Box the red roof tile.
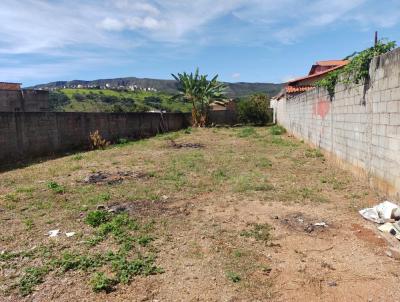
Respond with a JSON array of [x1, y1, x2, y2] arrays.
[[288, 64, 347, 86]]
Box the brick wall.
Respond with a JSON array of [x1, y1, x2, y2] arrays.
[[275, 47, 400, 198], [0, 112, 190, 164]]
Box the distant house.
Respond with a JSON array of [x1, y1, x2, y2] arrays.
[[0, 82, 50, 112], [270, 60, 348, 123], [283, 60, 349, 97], [209, 99, 236, 111]]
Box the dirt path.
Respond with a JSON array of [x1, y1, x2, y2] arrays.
[[0, 127, 398, 301]]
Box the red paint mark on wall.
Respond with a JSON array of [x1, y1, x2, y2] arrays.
[[313, 99, 330, 119]]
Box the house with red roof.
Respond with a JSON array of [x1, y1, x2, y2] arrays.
[[274, 60, 349, 100], [270, 60, 348, 123]]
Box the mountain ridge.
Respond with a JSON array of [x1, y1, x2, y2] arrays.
[[32, 77, 283, 98]]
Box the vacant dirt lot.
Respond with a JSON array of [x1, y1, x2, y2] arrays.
[[0, 127, 398, 301]]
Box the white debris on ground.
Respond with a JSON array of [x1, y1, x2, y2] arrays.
[[360, 201, 400, 240], [47, 230, 76, 238], [48, 229, 60, 237]]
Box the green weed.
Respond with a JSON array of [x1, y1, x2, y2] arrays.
[[23, 218, 34, 230], [19, 267, 48, 296], [85, 210, 111, 227], [55, 252, 104, 272], [226, 271, 241, 283], [269, 125, 286, 135], [47, 181, 65, 194], [90, 272, 116, 293]]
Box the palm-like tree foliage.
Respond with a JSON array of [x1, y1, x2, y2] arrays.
[[172, 69, 226, 127]]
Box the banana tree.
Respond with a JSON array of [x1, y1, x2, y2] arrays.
[[172, 69, 226, 127]]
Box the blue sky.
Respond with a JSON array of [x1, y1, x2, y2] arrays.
[[1, 0, 400, 87]]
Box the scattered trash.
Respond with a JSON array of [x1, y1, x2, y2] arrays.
[[378, 223, 395, 233], [169, 139, 204, 149], [281, 213, 329, 234], [359, 201, 399, 224], [48, 229, 60, 237], [65, 232, 76, 237], [82, 171, 148, 185], [360, 201, 400, 241], [327, 281, 337, 287]]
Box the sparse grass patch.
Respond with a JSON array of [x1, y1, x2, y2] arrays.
[[71, 154, 84, 161], [88, 193, 111, 205], [256, 157, 272, 168], [23, 218, 34, 230], [226, 271, 241, 283], [269, 125, 286, 135], [240, 223, 272, 243], [305, 148, 324, 158], [47, 181, 65, 194], [212, 168, 229, 181], [232, 174, 273, 193], [321, 176, 348, 191], [19, 266, 48, 296], [270, 136, 298, 147], [237, 127, 258, 138]]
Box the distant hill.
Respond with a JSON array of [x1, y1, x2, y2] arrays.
[[32, 77, 283, 98]]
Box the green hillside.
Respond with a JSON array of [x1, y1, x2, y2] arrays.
[[49, 89, 192, 113]]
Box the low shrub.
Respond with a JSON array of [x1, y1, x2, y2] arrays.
[[237, 94, 272, 125], [89, 130, 110, 150]]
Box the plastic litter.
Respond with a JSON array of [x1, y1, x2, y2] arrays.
[[314, 222, 328, 227], [378, 223, 395, 233], [359, 201, 399, 224], [65, 232, 76, 237], [48, 229, 60, 237]]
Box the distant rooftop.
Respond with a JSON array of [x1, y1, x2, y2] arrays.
[[0, 82, 21, 91]]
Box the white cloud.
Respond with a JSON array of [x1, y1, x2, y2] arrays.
[[1, 0, 399, 54], [231, 73, 241, 79], [100, 18, 125, 31]]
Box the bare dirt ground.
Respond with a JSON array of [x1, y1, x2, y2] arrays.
[[0, 127, 398, 302]]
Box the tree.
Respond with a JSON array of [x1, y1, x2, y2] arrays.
[[237, 94, 272, 125], [172, 68, 226, 127]]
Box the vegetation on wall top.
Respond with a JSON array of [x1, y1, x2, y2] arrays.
[[316, 39, 396, 97]]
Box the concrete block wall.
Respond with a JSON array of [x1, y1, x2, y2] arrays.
[[0, 112, 190, 164], [0, 89, 50, 112], [276, 47, 400, 198]]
